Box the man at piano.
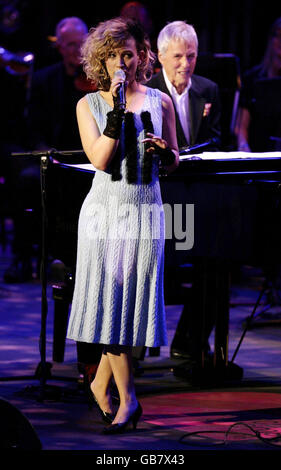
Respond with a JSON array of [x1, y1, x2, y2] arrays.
[[147, 20, 221, 151], [147, 20, 223, 371]]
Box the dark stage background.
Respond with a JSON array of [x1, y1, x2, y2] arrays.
[[1, 0, 281, 74]]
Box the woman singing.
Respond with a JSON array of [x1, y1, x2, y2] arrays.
[[67, 16, 178, 434]]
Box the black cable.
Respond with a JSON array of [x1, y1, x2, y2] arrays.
[[179, 421, 281, 448], [225, 422, 281, 448]]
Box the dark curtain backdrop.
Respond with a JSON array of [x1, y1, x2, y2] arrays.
[[1, 0, 280, 73]]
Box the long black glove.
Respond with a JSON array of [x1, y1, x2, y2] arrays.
[[103, 95, 125, 140]]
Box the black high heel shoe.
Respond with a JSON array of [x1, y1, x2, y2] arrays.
[[102, 402, 142, 434], [88, 390, 115, 424]]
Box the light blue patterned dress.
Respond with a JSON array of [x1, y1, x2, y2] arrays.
[[67, 87, 167, 347]]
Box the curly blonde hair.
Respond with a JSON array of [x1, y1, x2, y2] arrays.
[[81, 16, 155, 91]]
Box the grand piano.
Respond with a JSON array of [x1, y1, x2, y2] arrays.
[[46, 151, 281, 379]]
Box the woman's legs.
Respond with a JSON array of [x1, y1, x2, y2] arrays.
[[91, 345, 139, 423], [91, 351, 114, 414], [106, 346, 138, 424]]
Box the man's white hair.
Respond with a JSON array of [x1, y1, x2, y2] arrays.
[[157, 20, 198, 55]]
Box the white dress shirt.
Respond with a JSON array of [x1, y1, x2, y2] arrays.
[[162, 68, 192, 144]]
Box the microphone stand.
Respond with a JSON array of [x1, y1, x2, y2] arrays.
[[179, 137, 221, 158], [38, 150, 50, 400], [5, 148, 87, 401]]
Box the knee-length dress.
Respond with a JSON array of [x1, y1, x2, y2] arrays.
[[66, 87, 167, 347]]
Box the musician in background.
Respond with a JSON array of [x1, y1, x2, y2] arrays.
[[119, 1, 158, 61], [235, 16, 281, 152], [27, 16, 91, 151], [0, 0, 35, 251], [235, 17, 281, 315], [120, 1, 153, 40], [147, 21, 222, 373], [4, 17, 90, 283]]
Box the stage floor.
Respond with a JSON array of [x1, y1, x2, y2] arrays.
[[1, 223, 281, 454]]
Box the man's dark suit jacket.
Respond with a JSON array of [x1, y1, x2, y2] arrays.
[[147, 70, 221, 149], [27, 62, 84, 150]]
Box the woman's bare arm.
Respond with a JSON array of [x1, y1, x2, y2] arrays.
[[76, 96, 119, 170]]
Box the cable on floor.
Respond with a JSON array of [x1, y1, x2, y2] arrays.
[[179, 421, 281, 448]]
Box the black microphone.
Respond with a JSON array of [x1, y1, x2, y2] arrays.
[[114, 69, 126, 110]]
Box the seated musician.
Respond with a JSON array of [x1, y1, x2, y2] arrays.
[[147, 21, 222, 372], [147, 20, 221, 151], [235, 16, 281, 152]]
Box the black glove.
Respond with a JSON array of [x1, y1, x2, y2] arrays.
[[155, 146, 175, 166], [103, 95, 125, 140]]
